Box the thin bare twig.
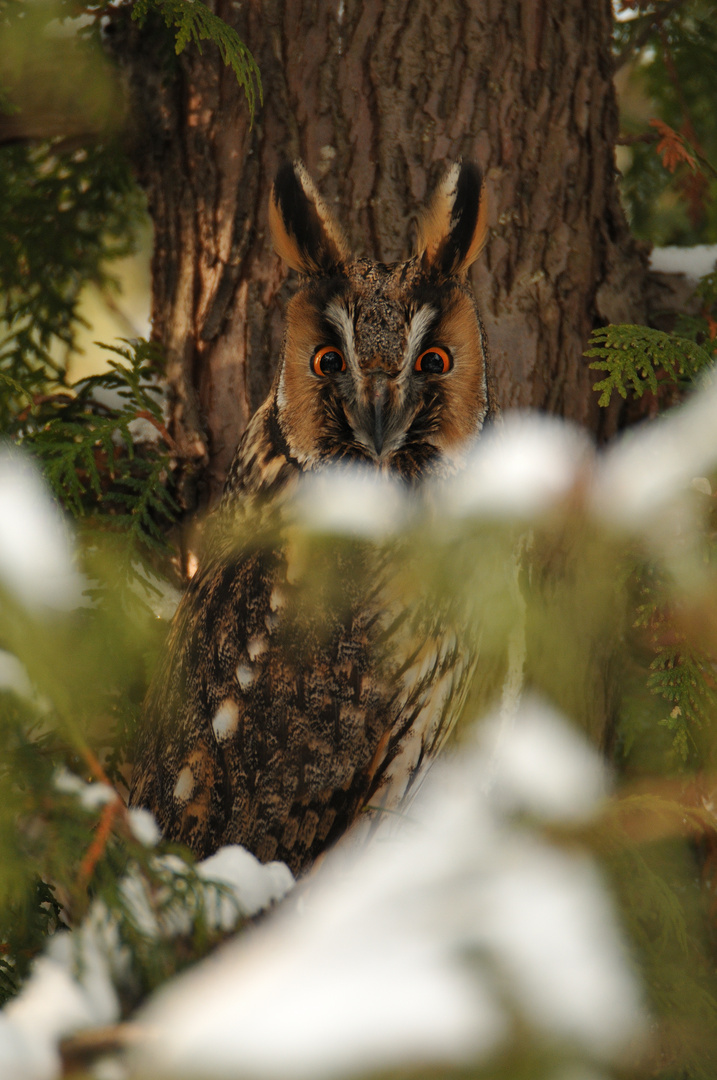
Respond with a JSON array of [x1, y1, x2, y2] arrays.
[[616, 131, 659, 145], [78, 797, 124, 886], [134, 409, 179, 453]]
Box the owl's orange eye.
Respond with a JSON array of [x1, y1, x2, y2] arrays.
[[414, 347, 452, 374], [312, 346, 346, 376]]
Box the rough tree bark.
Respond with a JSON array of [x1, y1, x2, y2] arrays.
[[119, 0, 660, 510]]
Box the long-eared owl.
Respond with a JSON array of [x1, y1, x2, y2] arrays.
[[129, 160, 495, 876]]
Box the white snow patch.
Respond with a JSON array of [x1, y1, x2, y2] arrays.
[[481, 698, 608, 821], [136, 916, 497, 1080], [172, 766, 194, 803], [54, 768, 117, 811], [87, 380, 166, 446], [197, 846, 294, 927], [0, 845, 293, 1080], [592, 371, 717, 526], [1, 909, 120, 1080], [0, 650, 33, 699], [212, 699, 240, 741], [2, 957, 91, 1079], [0, 448, 84, 611], [0, 1012, 52, 1080], [650, 244, 717, 280], [235, 663, 256, 690], [131, 700, 644, 1080], [296, 467, 407, 538], [47, 925, 119, 1030], [691, 476, 712, 495], [117, 850, 293, 943], [444, 413, 593, 520], [119, 870, 164, 940], [120, 856, 198, 941], [92, 1059, 128, 1080], [127, 807, 162, 847], [476, 844, 634, 1051]]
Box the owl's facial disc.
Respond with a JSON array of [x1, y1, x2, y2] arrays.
[[276, 259, 490, 478], [319, 291, 448, 461]]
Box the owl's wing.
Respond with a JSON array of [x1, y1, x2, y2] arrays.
[[130, 509, 479, 876], [129, 538, 398, 876]]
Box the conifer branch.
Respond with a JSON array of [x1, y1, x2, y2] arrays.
[[131, 0, 262, 119], [585, 324, 714, 406], [632, 575, 717, 766]]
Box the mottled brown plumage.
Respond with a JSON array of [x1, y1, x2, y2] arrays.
[[129, 161, 495, 875]]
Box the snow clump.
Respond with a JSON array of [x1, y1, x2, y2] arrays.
[[131, 699, 644, 1080], [0, 448, 84, 611], [0, 839, 293, 1080]]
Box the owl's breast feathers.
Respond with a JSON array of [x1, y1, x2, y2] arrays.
[[130, 398, 476, 875]]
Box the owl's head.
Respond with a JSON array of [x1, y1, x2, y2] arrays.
[[269, 161, 493, 482]]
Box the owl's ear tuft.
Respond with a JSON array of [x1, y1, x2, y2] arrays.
[[417, 161, 487, 280], [269, 161, 350, 276]]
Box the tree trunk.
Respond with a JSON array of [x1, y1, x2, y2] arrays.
[[119, 0, 653, 510]]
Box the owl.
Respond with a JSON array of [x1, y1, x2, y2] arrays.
[[129, 160, 495, 876]]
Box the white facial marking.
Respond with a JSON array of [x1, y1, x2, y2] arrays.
[[173, 765, 195, 803], [212, 698, 240, 741], [403, 305, 437, 379], [277, 366, 288, 412], [325, 299, 356, 368]]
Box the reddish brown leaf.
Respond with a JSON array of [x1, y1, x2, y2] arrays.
[[649, 117, 698, 173]]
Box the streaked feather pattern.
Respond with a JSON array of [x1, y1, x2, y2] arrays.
[[130, 161, 494, 875]]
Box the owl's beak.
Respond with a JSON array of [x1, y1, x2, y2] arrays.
[[369, 383, 387, 456]]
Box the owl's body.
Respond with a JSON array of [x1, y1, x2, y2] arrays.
[[130, 161, 494, 875]]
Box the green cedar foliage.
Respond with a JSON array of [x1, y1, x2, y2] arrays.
[[0, 139, 145, 428], [0, 0, 265, 1027], [10, 341, 180, 573], [0, 0, 263, 1013], [585, 262, 717, 777], [633, 567, 717, 765], [588, 16, 717, 1051], [585, 323, 714, 405], [132, 0, 262, 118], [0, 116, 191, 1006]]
